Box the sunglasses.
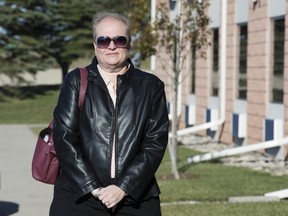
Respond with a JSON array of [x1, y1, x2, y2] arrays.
[[95, 35, 128, 49]]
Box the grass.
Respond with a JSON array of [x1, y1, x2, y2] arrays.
[[0, 85, 59, 124], [161, 201, 288, 216], [158, 147, 288, 215], [1, 86, 288, 215], [158, 147, 288, 202]]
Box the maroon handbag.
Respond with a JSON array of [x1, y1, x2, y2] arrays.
[[32, 68, 88, 184]]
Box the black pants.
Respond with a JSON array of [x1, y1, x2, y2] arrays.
[[49, 186, 162, 216]]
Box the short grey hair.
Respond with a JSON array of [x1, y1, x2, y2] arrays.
[[92, 12, 131, 41]]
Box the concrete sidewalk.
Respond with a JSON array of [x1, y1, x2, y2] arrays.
[[0, 124, 53, 216]]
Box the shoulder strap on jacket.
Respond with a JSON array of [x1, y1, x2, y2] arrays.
[[78, 68, 88, 110]]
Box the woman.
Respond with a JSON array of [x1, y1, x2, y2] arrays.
[[50, 12, 169, 216]]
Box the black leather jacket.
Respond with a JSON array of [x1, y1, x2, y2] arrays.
[[53, 57, 169, 204]]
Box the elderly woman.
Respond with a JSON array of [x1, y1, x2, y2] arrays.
[[49, 12, 169, 216]]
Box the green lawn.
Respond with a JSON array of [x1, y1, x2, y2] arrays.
[[1, 86, 288, 216], [158, 147, 288, 215], [0, 85, 59, 123], [161, 201, 288, 216]]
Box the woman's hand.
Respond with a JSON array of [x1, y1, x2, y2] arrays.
[[97, 185, 126, 209]]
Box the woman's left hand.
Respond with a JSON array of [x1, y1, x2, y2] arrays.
[[98, 185, 126, 209]]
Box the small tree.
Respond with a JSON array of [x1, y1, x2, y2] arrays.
[[106, 0, 158, 66], [126, 0, 157, 66], [154, 0, 210, 179]]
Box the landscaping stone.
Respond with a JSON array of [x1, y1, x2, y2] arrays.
[[180, 135, 288, 176]]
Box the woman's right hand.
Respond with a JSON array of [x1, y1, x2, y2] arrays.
[[97, 185, 126, 209]]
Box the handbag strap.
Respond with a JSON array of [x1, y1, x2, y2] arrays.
[[49, 68, 88, 131], [78, 67, 88, 110], [48, 68, 88, 144]]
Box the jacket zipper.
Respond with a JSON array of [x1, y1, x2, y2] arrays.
[[110, 78, 119, 179]]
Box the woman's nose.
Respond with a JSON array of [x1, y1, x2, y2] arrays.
[[107, 40, 116, 49]]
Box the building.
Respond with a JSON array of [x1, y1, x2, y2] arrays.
[[154, 0, 288, 160]]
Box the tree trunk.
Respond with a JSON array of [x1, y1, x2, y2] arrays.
[[170, 83, 180, 179], [60, 62, 69, 82], [167, 34, 181, 180]]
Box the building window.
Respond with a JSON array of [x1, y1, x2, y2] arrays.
[[212, 28, 219, 96], [271, 18, 285, 103], [238, 24, 248, 99]]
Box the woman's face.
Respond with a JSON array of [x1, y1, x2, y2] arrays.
[[93, 17, 129, 72]]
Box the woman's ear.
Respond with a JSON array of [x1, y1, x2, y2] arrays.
[[93, 42, 98, 54]]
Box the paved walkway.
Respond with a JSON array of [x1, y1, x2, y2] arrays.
[[0, 124, 53, 216]]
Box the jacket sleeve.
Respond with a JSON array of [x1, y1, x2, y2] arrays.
[[116, 80, 169, 202], [53, 70, 98, 200]]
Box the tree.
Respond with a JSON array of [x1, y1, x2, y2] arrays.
[[125, 0, 157, 66], [0, 0, 102, 82], [154, 0, 210, 179], [0, 0, 156, 84], [0, 0, 52, 84]]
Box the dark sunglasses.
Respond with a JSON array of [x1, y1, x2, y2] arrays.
[[95, 35, 128, 49]]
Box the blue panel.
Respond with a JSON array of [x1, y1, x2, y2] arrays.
[[206, 108, 216, 137], [185, 105, 189, 127], [206, 109, 210, 135], [265, 119, 274, 141], [206, 109, 211, 122], [232, 113, 239, 137]]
